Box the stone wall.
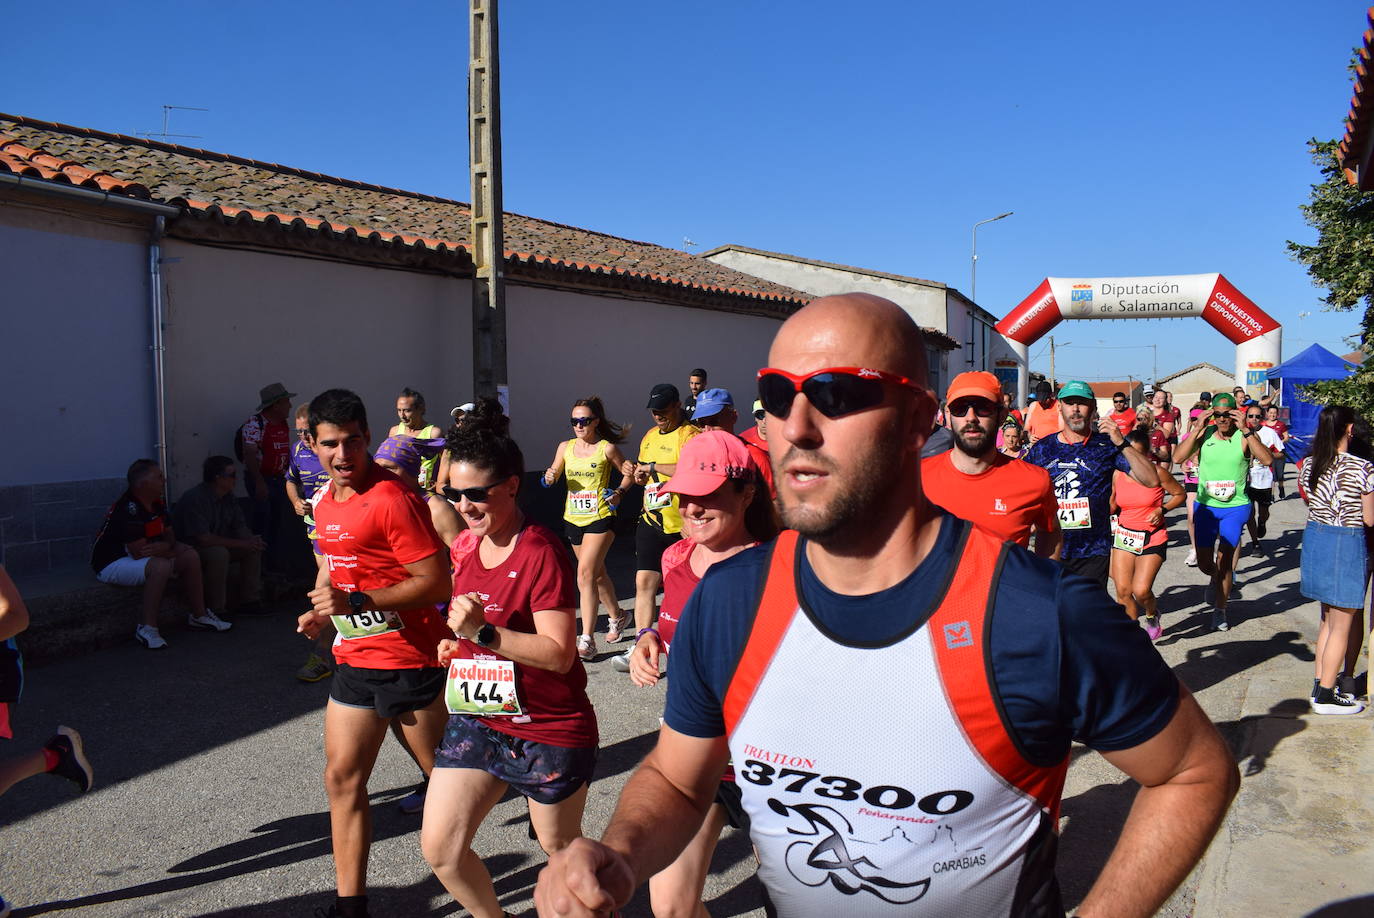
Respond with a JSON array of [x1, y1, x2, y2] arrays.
[[0, 477, 125, 579]]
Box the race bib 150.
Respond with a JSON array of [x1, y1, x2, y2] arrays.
[[331, 609, 406, 641]]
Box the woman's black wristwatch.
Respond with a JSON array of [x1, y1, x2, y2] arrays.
[[473, 623, 497, 647]]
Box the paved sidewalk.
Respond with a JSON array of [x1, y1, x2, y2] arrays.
[[1184, 494, 1374, 917]]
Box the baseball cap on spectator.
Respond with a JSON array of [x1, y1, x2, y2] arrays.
[[1199, 391, 1213, 402], [1057, 380, 1095, 401], [661, 431, 757, 497], [692, 388, 734, 421], [752, 398, 765, 419], [945, 371, 1001, 405], [646, 383, 680, 411], [451, 402, 475, 420], [257, 382, 296, 411]]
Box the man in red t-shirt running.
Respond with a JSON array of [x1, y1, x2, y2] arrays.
[[737, 399, 775, 496], [296, 389, 452, 918], [922, 372, 1061, 557], [1108, 391, 1136, 437]]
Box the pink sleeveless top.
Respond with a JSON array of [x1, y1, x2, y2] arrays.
[[1114, 471, 1167, 548]]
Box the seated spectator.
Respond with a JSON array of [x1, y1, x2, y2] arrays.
[[175, 456, 266, 619], [91, 460, 231, 650]]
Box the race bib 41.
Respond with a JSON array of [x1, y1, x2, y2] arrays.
[[1057, 497, 1092, 530]]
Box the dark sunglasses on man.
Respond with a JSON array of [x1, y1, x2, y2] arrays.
[[947, 398, 998, 419], [757, 366, 921, 420]]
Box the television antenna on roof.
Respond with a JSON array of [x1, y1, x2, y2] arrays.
[[138, 105, 208, 142]]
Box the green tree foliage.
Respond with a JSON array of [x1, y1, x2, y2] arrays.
[[1287, 138, 1374, 421]]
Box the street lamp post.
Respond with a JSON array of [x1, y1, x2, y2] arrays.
[[969, 211, 1013, 366]]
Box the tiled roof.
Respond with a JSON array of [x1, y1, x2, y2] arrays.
[[1341, 350, 1365, 365], [0, 113, 809, 310], [1339, 7, 1374, 187]]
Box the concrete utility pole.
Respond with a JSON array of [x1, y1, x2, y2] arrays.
[[469, 0, 507, 401]]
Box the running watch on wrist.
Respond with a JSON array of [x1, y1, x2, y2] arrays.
[[348, 591, 367, 614], [473, 623, 497, 647]]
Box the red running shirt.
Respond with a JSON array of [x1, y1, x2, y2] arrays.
[[450, 523, 597, 749], [316, 466, 449, 669], [658, 538, 700, 654], [1108, 409, 1136, 437], [922, 451, 1059, 547], [1025, 401, 1063, 441]]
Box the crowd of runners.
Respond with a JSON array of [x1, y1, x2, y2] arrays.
[[2, 291, 1371, 918]]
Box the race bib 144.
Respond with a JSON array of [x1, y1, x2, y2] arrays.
[[446, 658, 523, 716]]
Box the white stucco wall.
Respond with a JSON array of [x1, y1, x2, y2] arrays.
[[1156, 366, 1236, 409], [160, 241, 472, 495], [704, 249, 988, 395], [0, 202, 153, 485], [505, 286, 782, 461], [706, 248, 947, 327]]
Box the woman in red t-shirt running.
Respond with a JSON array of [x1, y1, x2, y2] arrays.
[[421, 400, 599, 918], [625, 431, 778, 918]]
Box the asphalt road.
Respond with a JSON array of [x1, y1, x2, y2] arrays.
[[0, 479, 1322, 917]]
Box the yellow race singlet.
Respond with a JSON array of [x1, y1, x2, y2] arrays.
[[563, 439, 614, 526], [637, 424, 699, 535]]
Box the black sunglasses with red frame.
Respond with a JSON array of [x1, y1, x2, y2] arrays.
[[757, 366, 923, 420]]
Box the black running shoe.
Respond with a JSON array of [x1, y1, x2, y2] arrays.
[[1312, 688, 1365, 716], [44, 726, 93, 793]]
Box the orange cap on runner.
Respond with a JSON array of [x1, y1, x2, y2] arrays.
[[946, 371, 1002, 405]]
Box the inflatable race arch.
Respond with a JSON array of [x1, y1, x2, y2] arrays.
[[992, 274, 1282, 403]]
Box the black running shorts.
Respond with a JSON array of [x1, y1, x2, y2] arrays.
[[330, 663, 445, 718]]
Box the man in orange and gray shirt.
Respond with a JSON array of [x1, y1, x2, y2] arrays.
[[922, 371, 1061, 557], [1024, 379, 1063, 444]]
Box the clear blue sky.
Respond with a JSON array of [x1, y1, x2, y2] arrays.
[[6, 1, 1366, 381]]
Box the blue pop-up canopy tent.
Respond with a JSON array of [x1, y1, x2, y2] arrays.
[[1266, 344, 1358, 461]]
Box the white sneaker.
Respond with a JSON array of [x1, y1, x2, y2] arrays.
[[576, 634, 595, 661], [1211, 610, 1229, 632], [1185, 550, 1198, 567], [188, 609, 233, 632], [611, 649, 633, 673], [135, 625, 168, 650]]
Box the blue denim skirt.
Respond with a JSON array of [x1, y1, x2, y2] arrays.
[[1300, 521, 1370, 609]]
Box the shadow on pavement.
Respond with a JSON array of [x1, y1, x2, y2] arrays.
[[12, 784, 440, 917], [183, 876, 465, 917], [1211, 700, 1310, 778], [1166, 631, 1314, 696], [1305, 896, 1374, 917], [1055, 776, 1138, 911]]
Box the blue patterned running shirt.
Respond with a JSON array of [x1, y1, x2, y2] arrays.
[[1024, 432, 1132, 559]]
